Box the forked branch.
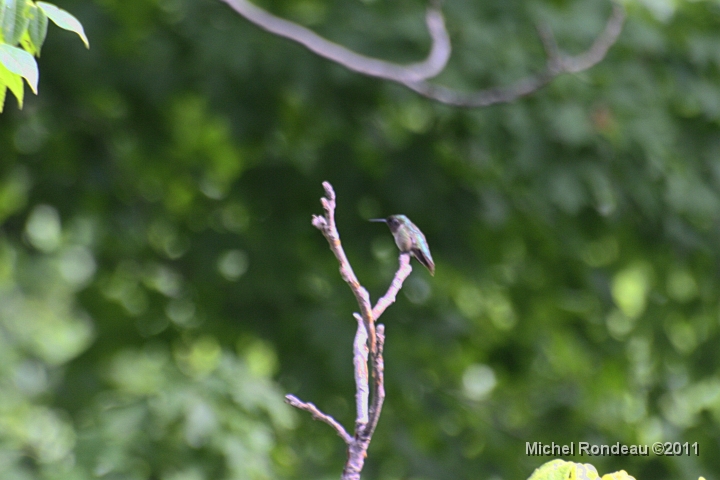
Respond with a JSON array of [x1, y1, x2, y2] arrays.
[[220, 0, 625, 107], [285, 182, 412, 480]]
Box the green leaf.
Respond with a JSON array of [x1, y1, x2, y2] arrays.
[[0, 59, 24, 108], [36, 1, 88, 48], [528, 460, 575, 480], [528, 461, 601, 480], [20, 29, 36, 56], [575, 464, 600, 480], [600, 471, 636, 480], [0, 83, 6, 112], [26, 3, 48, 55], [0, 43, 37, 93], [1, 0, 30, 46]]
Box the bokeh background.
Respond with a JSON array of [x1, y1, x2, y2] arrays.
[[2, 0, 720, 478]]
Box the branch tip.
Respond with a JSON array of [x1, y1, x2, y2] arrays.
[[321, 181, 335, 200], [285, 394, 353, 444], [311, 214, 327, 229]]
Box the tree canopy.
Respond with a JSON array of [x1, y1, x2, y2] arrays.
[[2, 0, 720, 479]]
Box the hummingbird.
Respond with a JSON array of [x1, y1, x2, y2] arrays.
[[370, 215, 435, 275]]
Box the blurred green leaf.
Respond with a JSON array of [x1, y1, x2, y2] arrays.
[[0, 43, 37, 93], [24, 3, 48, 56], [0, 56, 23, 107], [36, 1, 88, 48], [0, 0, 29, 46]]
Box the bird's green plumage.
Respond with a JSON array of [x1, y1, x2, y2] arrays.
[[370, 214, 435, 275]]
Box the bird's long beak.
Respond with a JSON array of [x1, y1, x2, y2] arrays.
[[369, 218, 387, 223]]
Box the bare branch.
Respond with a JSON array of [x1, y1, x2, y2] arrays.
[[311, 181, 377, 355], [221, 0, 625, 107], [560, 3, 626, 73], [404, 73, 554, 107], [372, 253, 413, 319], [220, 0, 450, 83], [365, 324, 386, 439], [343, 324, 386, 480], [289, 182, 420, 479], [285, 394, 353, 444], [352, 313, 370, 427], [404, 3, 626, 107], [536, 23, 562, 72]]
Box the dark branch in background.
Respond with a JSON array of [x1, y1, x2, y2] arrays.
[[286, 182, 412, 480], [220, 0, 625, 107], [406, 3, 626, 106], [221, 0, 450, 83]]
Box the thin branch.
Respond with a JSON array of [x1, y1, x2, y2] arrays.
[[343, 324, 386, 480], [285, 182, 410, 480], [536, 22, 562, 72], [220, 0, 450, 83], [343, 315, 373, 480], [560, 3, 626, 73], [311, 181, 377, 355], [405, 3, 626, 107], [220, 0, 625, 107], [403, 72, 555, 107], [373, 253, 413, 319], [365, 324, 385, 439], [285, 394, 353, 444], [352, 313, 370, 427]]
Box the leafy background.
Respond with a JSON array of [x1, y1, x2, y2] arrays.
[[2, 0, 720, 479]]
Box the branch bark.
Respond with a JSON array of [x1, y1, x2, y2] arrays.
[[220, 0, 625, 107], [285, 394, 353, 444], [311, 182, 376, 355], [220, 0, 450, 83], [285, 182, 414, 479]]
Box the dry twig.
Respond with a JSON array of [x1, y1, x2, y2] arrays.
[[285, 182, 413, 480], [285, 394, 353, 444]]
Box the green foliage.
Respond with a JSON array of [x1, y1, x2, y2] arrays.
[[1, 0, 720, 479], [0, 0, 87, 111], [529, 460, 579, 480], [528, 460, 640, 480], [36, 1, 88, 47]]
